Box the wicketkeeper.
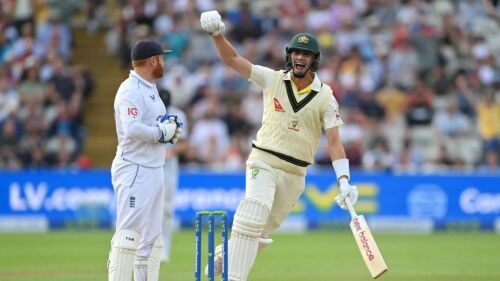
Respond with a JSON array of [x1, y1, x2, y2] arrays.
[[107, 40, 183, 281]]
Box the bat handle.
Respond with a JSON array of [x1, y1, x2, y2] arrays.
[[345, 197, 357, 218]]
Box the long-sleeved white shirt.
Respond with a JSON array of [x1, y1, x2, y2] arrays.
[[113, 70, 166, 167]]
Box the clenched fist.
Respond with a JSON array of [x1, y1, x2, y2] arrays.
[[200, 10, 225, 36]]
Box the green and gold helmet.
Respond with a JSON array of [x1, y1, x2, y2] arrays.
[[286, 33, 320, 57], [285, 33, 320, 71]]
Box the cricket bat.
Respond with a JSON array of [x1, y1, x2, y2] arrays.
[[345, 198, 388, 278]]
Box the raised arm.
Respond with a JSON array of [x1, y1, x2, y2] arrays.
[[200, 11, 252, 79]]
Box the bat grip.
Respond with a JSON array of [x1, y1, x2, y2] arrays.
[[345, 197, 357, 218]]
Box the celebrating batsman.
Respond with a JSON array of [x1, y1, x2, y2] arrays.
[[200, 10, 359, 281]]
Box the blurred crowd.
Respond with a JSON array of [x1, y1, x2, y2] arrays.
[[0, 0, 94, 169], [106, 0, 500, 172], [2, 0, 500, 173]]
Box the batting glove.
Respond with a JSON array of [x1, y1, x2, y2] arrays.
[[200, 10, 225, 36], [332, 158, 358, 209], [335, 178, 358, 210]]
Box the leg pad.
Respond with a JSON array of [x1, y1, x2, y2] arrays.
[[108, 230, 139, 281]]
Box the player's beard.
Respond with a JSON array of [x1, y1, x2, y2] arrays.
[[153, 58, 164, 79], [292, 61, 310, 78]]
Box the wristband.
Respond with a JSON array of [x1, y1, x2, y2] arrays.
[[332, 159, 350, 181]]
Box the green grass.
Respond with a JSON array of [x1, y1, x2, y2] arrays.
[[0, 230, 499, 280]]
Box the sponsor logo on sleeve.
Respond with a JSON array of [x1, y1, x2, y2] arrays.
[[128, 107, 138, 117]]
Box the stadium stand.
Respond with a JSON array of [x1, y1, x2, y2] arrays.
[[1, 0, 499, 172]]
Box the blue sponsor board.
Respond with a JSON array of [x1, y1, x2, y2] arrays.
[[301, 172, 500, 230], [0, 170, 115, 228], [0, 170, 499, 230]]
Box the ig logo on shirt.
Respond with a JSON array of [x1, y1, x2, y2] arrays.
[[128, 107, 138, 117]]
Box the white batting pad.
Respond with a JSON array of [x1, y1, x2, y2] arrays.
[[229, 198, 270, 281], [133, 264, 146, 281], [134, 235, 163, 281], [232, 198, 270, 237], [108, 229, 139, 281]]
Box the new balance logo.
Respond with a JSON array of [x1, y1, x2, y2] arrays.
[[130, 196, 136, 208], [274, 98, 285, 112]]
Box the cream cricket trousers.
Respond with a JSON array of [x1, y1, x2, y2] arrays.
[[245, 157, 305, 236], [111, 159, 165, 258]]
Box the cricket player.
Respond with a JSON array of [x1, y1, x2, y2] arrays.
[[108, 40, 183, 281], [158, 88, 189, 263], [200, 11, 359, 281]]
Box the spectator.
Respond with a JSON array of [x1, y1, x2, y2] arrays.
[[376, 81, 406, 122], [387, 23, 419, 89], [17, 63, 45, 106], [406, 78, 434, 126], [394, 136, 422, 173], [228, 1, 263, 44], [189, 106, 230, 166], [34, 10, 72, 60], [477, 149, 499, 172], [0, 115, 23, 169], [476, 92, 500, 151], [4, 1, 498, 172], [362, 136, 395, 171], [451, 71, 476, 117], [0, 71, 19, 121], [433, 96, 472, 137]]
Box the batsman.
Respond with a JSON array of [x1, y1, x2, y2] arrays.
[[200, 10, 359, 281]]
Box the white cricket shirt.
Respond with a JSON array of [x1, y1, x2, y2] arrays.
[[113, 70, 166, 167]]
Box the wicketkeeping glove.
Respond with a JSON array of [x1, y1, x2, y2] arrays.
[[157, 115, 183, 144], [200, 10, 225, 36]]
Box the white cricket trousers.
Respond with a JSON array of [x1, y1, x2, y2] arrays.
[[111, 159, 165, 258], [245, 157, 305, 236]]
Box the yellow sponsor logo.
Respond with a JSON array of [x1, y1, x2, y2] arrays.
[[304, 183, 380, 213], [291, 200, 305, 213]]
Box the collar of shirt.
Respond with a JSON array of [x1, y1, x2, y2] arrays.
[[130, 70, 155, 88], [283, 71, 321, 93]]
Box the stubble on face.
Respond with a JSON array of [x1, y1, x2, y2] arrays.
[[293, 65, 309, 78], [291, 52, 313, 78], [152, 56, 164, 79]]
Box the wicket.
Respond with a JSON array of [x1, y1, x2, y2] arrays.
[[195, 211, 229, 281]]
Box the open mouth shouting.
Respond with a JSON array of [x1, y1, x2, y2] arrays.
[[293, 61, 308, 77], [295, 61, 306, 71]]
